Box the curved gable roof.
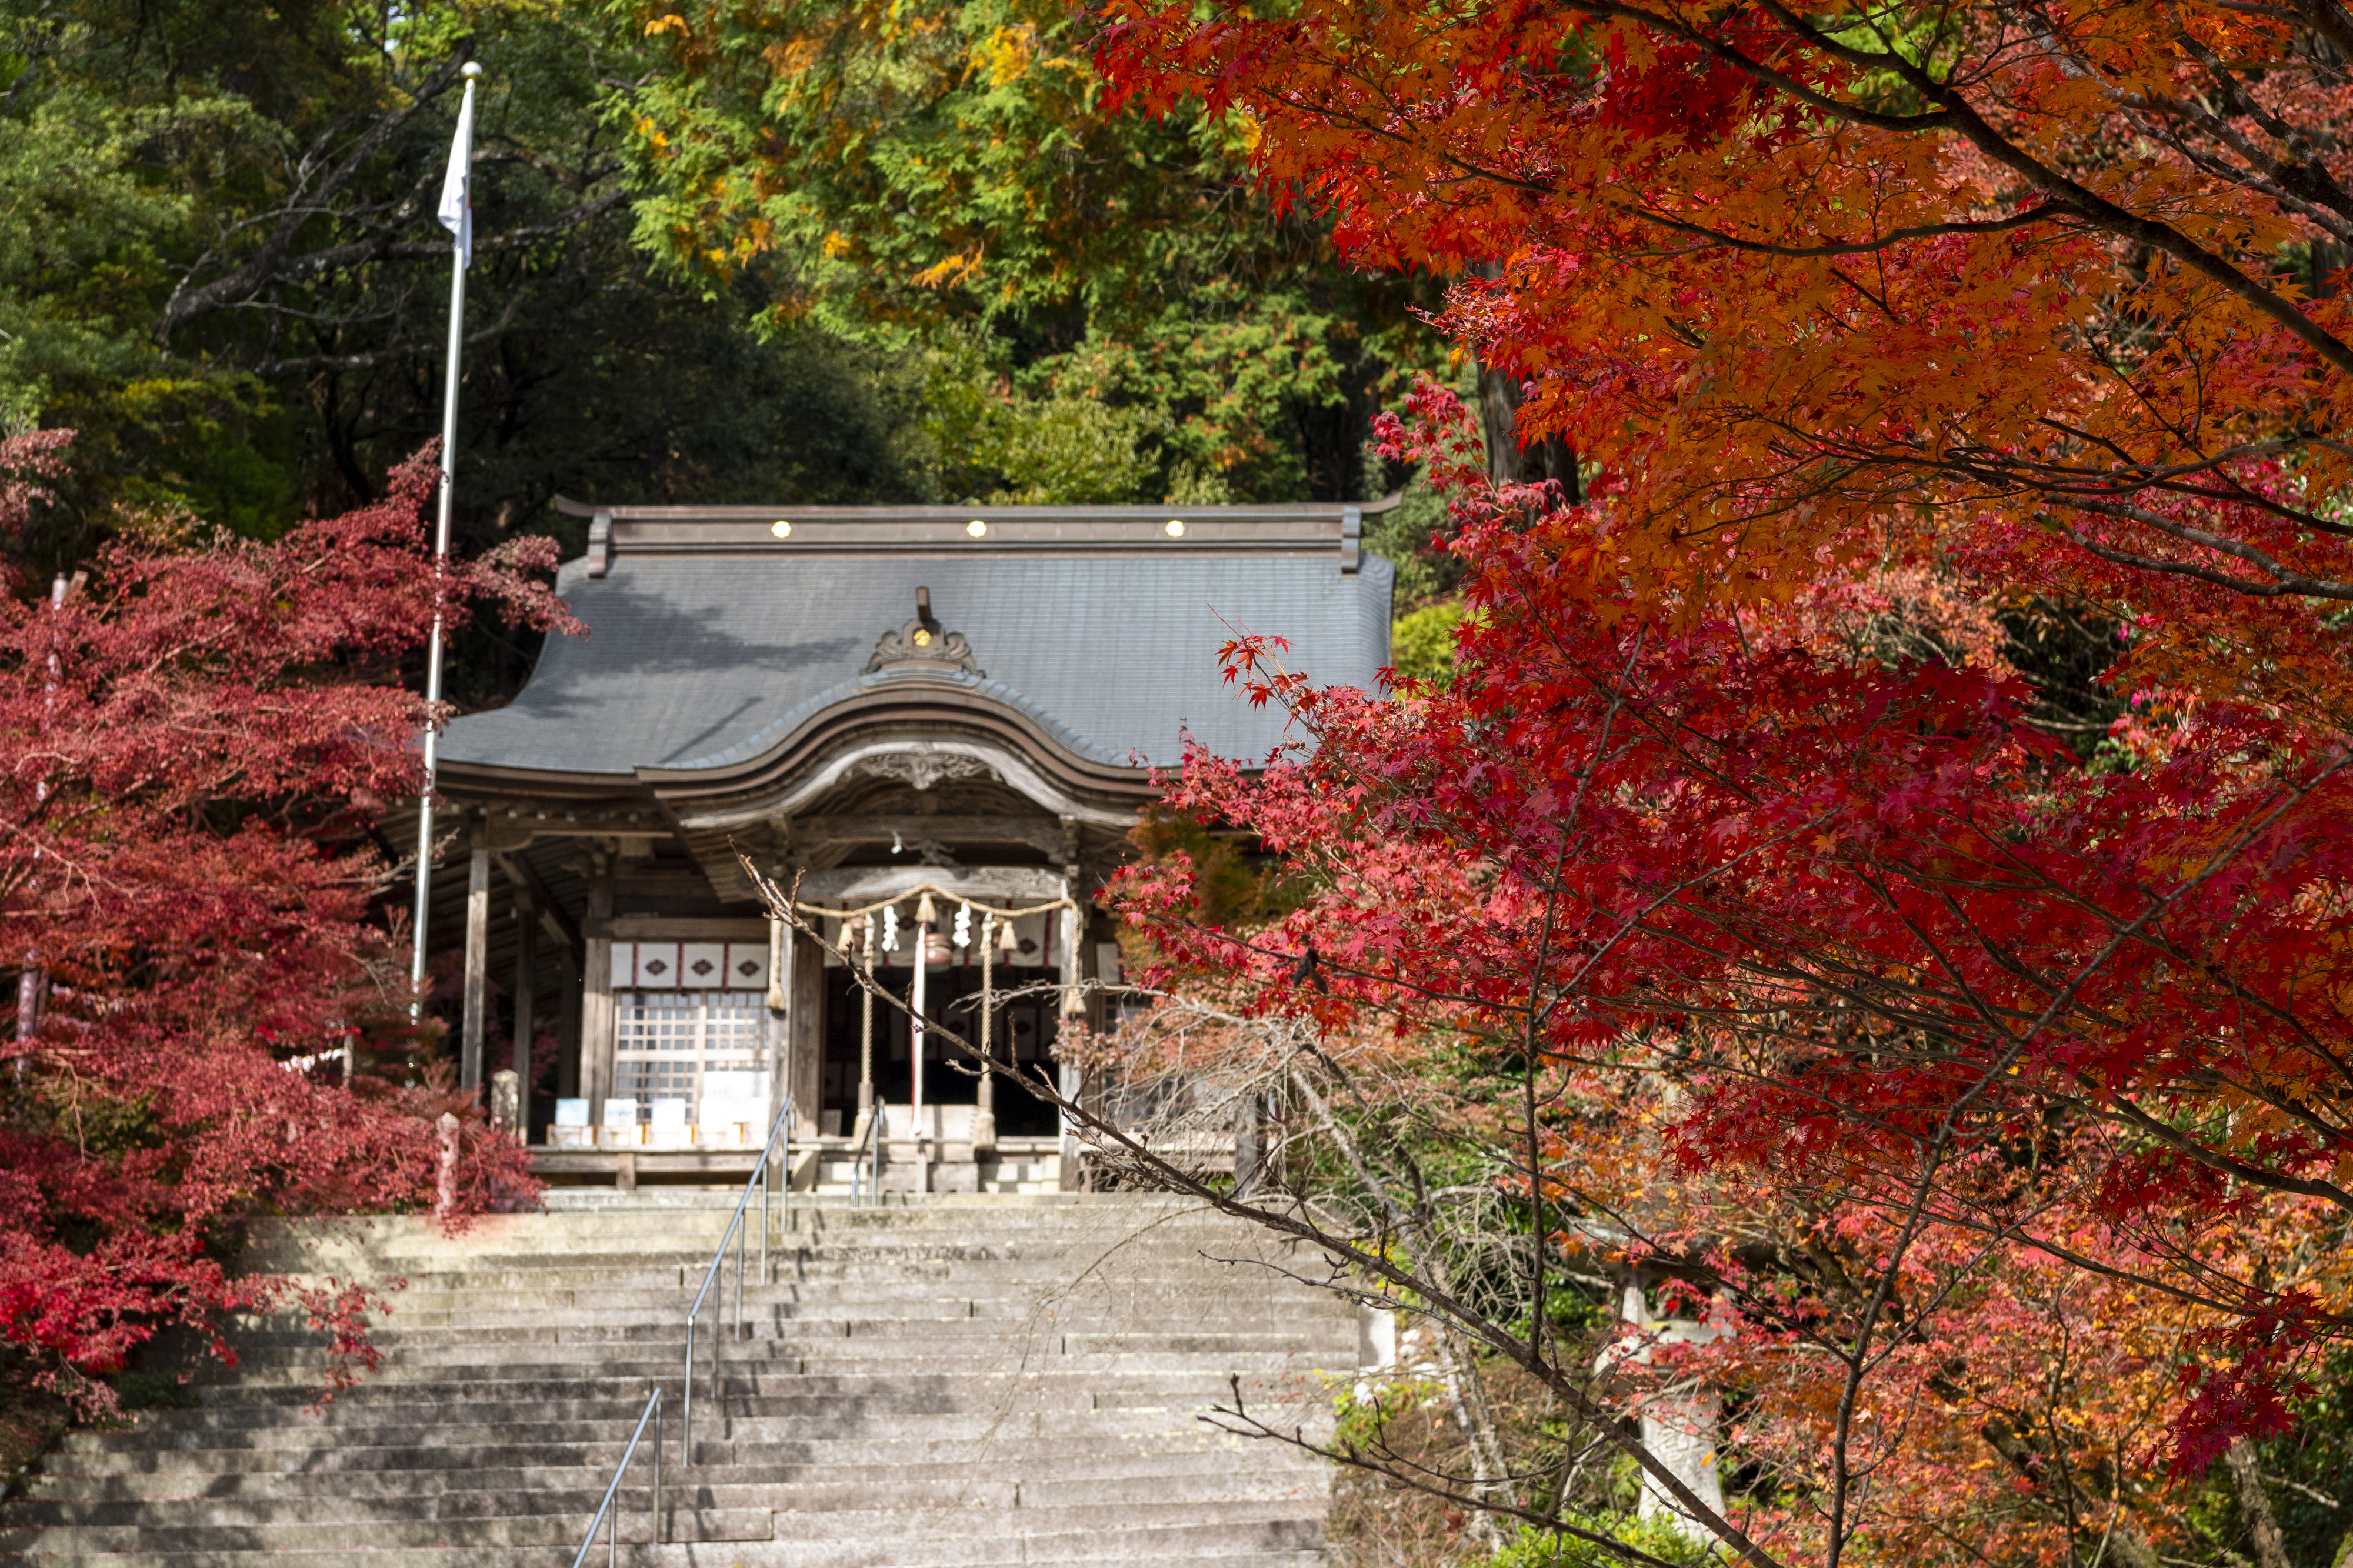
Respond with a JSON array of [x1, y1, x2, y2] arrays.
[[439, 503, 1396, 780]]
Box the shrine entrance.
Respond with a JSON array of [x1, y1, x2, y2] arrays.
[[819, 965, 1063, 1137]]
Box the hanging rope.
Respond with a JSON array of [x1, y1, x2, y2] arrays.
[[756, 871, 1088, 1049], [788, 882, 1074, 923]]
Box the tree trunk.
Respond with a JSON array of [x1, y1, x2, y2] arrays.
[[1431, 1324, 1509, 1551], [1477, 358, 1582, 501], [1469, 262, 1581, 503], [2225, 1438, 2291, 1568]]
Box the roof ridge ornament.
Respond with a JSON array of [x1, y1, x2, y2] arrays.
[[865, 586, 984, 679], [854, 750, 995, 791]]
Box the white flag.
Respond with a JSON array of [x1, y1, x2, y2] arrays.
[[435, 85, 475, 268]]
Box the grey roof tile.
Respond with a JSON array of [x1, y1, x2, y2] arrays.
[[441, 553, 1395, 776]]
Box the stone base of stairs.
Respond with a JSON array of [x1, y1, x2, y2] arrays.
[[530, 1137, 1068, 1195], [2, 1193, 1354, 1566]]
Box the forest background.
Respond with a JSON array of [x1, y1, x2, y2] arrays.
[[0, 0, 1464, 709]]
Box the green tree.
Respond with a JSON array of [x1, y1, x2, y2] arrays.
[[0, 0, 944, 702], [622, 0, 1440, 503]]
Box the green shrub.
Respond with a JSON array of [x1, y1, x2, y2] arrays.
[[1490, 1511, 1719, 1568], [1391, 599, 1469, 685]]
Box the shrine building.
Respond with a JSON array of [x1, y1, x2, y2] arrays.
[[423, 496, 1397, 1190]]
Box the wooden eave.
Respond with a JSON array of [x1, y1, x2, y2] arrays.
[[631, 683, 1161, 811]]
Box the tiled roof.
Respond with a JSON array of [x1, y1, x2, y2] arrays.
[[441, 550, 1395, 777]]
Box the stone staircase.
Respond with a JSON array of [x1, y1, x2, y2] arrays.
[[2, 1192, 1355, 1566]]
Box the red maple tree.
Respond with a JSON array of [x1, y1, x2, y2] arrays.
[[1093, 0, 2353, 1486], [1078, 393, 2347, 1566], [1, 434, 572, 1412], [1111, 389, 2353, 1468]]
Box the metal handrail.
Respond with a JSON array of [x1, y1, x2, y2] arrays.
[[571, 1384, 661, 1566], [681, 1093, 794, 1476], [848, 1102, 881, 1207]]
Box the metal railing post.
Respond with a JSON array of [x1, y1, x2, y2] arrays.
[[572, 1385, 662, 1568], [577, 1102, 796, 1567], [666, 1096, 795, 1493]]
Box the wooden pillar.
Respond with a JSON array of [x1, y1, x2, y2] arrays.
[[580, 852, 615, 1126], [764, 916, 787, 1141], [511, 891, 537, 1137], [1056, 875, 1082, 1191], [556, 960, 581, 1100], [789, 930, 822, 1137], [461, 839, 491, 1093]]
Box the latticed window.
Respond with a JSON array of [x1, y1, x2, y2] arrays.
[[614, 990, 766, 1119]]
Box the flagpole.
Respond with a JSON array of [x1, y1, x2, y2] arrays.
[[412, 61, 484, 1022]]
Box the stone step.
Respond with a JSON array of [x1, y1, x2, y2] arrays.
[[256, 1261, 1287, 1293], [182, 1360, 1328, 1403], [626, 1513, 1327, 1566], [26, 1448, 1297, 1502], [212, 1329, 1338, 1369], [332, 1283, 1304, 1317], [269, 1226, 1204, 1264], [57, 1402, 1308, 1451], [36, 1432, 1264, 1480], [10, 1196, 1347, 1564], [245, 1213, 1246, 1258], [285, 1210, 1267, 1242], [226, 1313, 1339, 1343], [259, 1220, 1212, 1248], [0, 1546, 1317, 1568], [246, 1238, 1237, 1275], [0, 1506, 772, 1553], [14, 1466, 1323, 1527], [0, 1497, 1318, 1554], [106, 1396, 1297, 1445], [271, 1247, 1286, 1283], [224, 1306, 1332, 1342]]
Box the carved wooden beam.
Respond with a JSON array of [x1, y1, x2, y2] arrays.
[[492, 850, 584, 963], [795, 815, 1071, 858]]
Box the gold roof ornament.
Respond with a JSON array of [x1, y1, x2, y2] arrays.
[[864, 586, 982, 678]]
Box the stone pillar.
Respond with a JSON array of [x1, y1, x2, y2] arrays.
[[460, 840, 491, 1093], [434, 1112, 461, 1220], [580, 852, 615, 1126], [489, 1069, 521, 1142], [1636, 1398, 1727, 1530], [1621, 1285, 1729, 1533]]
